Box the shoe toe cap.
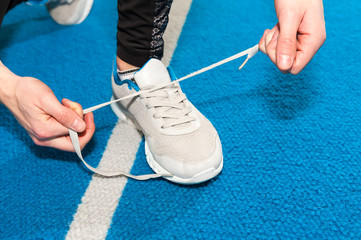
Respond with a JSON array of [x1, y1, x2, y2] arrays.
[[146, 135, 223, 182]]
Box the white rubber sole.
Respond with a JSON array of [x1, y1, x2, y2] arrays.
[[110, 96, 223, 185], [145, 141, 223, 185]]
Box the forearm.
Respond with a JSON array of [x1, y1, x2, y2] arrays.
[[0, 61, 19, 106]]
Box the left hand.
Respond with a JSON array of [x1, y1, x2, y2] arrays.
[[259, 0, 326, 74]]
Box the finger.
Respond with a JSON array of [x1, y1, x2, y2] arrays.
[[290, 36, 318, 75], [62, 98, 83, 117], [263, 26, 278, 56], [40, 106, 88, 138], [265, 28, 279, 66], [290, 34, 323, 75], [41, 95, 86, 132], [38, 118, 71, 139], [35, 98, 84, 139], [31, 134, 75, 152], [31, 112, 95, 152], [259, 29, 270, 54], [277, 11, 302, 72], [78, 112, 95, 150], [265, 25, 278, 50]]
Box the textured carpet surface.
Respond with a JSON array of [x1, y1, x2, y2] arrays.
[[0, 1, 119, 239], [1, 0, 361, 239]]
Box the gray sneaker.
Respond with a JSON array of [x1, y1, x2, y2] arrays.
[[46, 0, 93, 25], [111, 59, 223, 184]]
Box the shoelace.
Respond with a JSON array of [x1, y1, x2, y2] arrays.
[[141, 86, 195, 129], [69, 44, 259, 179]]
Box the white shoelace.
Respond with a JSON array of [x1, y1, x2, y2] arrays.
[[142, 86, 195, 129], [69, 44, 259, 179]]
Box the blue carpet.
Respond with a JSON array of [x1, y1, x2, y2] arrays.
[[1, 0, 361, 239], [0, 1, 119, 239]]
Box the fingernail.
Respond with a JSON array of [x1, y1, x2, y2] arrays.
[[278, 54, 293, 69], [72, 118, 85, 132]]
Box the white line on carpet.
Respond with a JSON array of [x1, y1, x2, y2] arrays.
[[65, 1, 192, 239]]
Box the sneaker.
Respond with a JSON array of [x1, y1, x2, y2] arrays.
[[45, 0, 94, 25], [111, 59, 223, 184]]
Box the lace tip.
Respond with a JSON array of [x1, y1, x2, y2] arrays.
[[238, 57, 250, 70], [238, 45, 259, 70]]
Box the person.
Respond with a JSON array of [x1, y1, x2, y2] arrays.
[[0, 0, 326, 184]]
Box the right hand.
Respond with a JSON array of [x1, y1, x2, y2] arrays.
[[4, 76, 95, 151], [258, 0, 326, 74]]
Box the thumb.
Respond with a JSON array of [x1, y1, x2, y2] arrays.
[[42, 96, 86, 132], [276, 14, 300, 72]]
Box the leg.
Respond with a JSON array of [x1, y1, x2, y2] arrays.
[[116, 0, 173, 70], [0, 0, 27, 26]]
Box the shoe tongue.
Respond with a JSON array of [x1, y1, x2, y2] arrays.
[[133, 59, 171, 90]]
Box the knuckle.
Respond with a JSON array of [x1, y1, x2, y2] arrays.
[[279, 37, 296, 47], [33, 128, 51, 140], [31, 136, 45, 146], [290, 66, 301, 75], [31, 122, 53, 140], [39, 95, 50, 106], [290, 70, 298, 75]]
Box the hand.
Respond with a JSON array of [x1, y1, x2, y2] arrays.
[[4, 76, 95, 151], [259, 0, 326, 74]]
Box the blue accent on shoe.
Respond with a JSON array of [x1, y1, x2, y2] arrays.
[[113, 66, 140, 91]]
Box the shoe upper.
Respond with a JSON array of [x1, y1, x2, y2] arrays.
[[112, 59, 223, 178]]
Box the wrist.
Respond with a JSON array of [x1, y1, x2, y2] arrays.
[[0, 62, 20, 107]]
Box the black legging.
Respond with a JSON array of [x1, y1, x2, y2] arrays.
[[0, 0, 26, 26], [0, 0, 173, 67]]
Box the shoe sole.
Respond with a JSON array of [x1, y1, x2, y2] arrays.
[[73, 0, 94, 25], [145, 141, 223, 185], [110, 97, 223, 185]]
